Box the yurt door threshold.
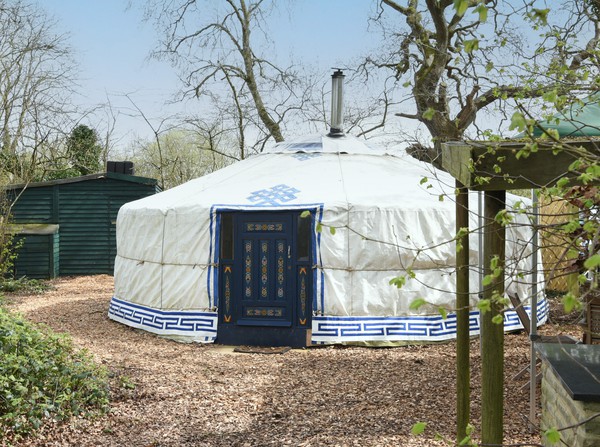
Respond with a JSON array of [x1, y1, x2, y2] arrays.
[[217, 211, 312, 347]]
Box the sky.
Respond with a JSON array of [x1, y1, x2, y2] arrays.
[[40, 0, 380, 154]]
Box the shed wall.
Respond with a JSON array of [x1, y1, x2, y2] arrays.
[[13, 233, 59, 279], [9, 175, 159, 277]]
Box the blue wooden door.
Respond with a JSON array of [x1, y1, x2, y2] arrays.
[[218, 211, 312, 346]]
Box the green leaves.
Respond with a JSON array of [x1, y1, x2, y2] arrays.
[[0, 308, 109, 437], [494, 209, 513, 226], [475, 4, 488, 22], [509, 112, 527, 132], [542, 89, 558, 103], [453, 0, 469, 16], [389, 276, 407, 289], [411, 421, 427, 435], [410, 298, 428, 310], [529, 8, 550, 26], [438, 307, 448, 320], [477, 299, 491, 313], [584, 254, 600, 270], [456, 227, 469, 239], [556, 177, 570, 188], [423, 107, 436, 120], [492, 314, 504, 325], [562, 293, 582, 314], [464, 39, 479, 53], [544, 427, 561, 444]]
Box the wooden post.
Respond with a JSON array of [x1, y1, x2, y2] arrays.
[[481, 190, 506, 445], [456, 180, 470, 441]]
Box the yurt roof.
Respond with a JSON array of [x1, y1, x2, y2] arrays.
[[121, 134, 456, 214]]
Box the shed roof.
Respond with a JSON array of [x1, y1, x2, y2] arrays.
[[5, 172, 159, 191]]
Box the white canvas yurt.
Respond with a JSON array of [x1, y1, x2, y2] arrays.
[[109, 132, 548, 346]]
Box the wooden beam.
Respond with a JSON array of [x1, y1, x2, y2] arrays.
[[455, 180, 470, 442], [481, 190, 506, 445], [442, 141, 596, 191]]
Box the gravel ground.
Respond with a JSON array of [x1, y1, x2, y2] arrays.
[[3, 275, 583, 447]]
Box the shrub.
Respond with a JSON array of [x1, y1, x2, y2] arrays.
[[0, 308, 109, 439], [0, 277, 51, 295]]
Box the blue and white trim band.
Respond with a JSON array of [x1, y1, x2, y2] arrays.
[[108, 297, 217, 342], [108, 296, 548, 345], [311, 298, 549, 344]]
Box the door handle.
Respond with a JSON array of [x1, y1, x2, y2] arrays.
[[288, 246, 291, 259]]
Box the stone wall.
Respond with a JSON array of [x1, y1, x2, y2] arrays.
[[541, 362, 600, 447]]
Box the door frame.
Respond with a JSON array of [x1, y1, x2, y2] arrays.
[[215, 209, 315, 347]]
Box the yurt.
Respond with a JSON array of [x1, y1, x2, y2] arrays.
[[109, 132, 547, 347]]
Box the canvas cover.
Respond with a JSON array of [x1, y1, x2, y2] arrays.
[[109, 134, 547, 344], [531, 93, 600, 137]]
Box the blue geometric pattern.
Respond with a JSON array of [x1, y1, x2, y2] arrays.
[[311, 298, 549, 344], [247, 184, 300, 206], [108, 297, 217, 342], [293, 153, 322, 161]]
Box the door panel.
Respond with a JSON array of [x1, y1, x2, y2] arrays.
[[217, 211, 313, 347], [235, 215, 293, 327]]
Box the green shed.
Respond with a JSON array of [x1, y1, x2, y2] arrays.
[[6, 172, 160, 278]]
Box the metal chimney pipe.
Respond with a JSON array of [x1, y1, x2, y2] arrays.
[[328, 69, 345, 137]]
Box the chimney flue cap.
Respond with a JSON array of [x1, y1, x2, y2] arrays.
[[328, 69, 345, 138]]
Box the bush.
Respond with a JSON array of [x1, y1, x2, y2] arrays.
[[0, 307, 109, 439]]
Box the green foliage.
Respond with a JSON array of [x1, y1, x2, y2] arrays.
[[422, 108, 436, 120], [477, 299, 491, 313], [0, 277, 49, 294], [410, 421, 427, 435], [584, 253, 600, 270], [0, 192, 22, 281], [562, 293, 583, 313], [438, 307, 448, 320], [118, 375, 136, 390], [464, 39, 479, 53], [459, 423, 475, 445], [455, 227, 468, 253], [509, 112, 527, 132], [544, 426, 561, 444], [494, 209, 513, 225], [0, 231, 20, 280], [453, 0, 469, 16], [66, 125, 103, 176], [482, 256, 503, 287], [389, 276, 407, 289], [527, 8, 550, 26], [409, 297, 427, 310], [0, 308, 109, 438], [475, 4, 488, 22]]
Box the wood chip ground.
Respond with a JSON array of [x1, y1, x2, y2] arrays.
[[3, 275, 583, 446]]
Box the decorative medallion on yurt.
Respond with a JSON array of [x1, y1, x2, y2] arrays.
[[109, 133, 547, 347]]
